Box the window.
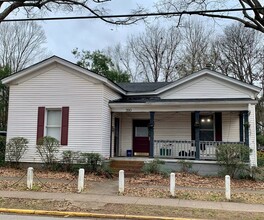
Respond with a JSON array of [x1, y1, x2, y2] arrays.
[[46, 109, 62, 141], [200, 114, 214, 141], [135, 126, 148, 137], [37, 107, 69, 145]]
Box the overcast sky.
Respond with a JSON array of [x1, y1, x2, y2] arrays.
[[41, 0, 157, 62]]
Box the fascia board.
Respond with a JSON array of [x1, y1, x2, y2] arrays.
[[109, 99, 258, 108]]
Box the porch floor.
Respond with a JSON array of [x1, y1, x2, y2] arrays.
[[110, 157, 219, 164]]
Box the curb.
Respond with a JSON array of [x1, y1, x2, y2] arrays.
[[0, 208, 201, 220]]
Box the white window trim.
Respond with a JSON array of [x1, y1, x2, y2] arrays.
[[45, 108, 62, 141]]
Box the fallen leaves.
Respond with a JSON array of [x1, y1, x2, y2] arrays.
[[127, 173, 264, 190]]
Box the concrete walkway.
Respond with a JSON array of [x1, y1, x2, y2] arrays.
[[0, 189, 263, 213]]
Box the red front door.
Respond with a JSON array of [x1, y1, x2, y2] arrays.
[[133, 120, 150, 156]]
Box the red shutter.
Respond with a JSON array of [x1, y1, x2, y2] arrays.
[[36, 107, 45, 144], [61, 107, 69, 145], [215, 112, 222, 141]]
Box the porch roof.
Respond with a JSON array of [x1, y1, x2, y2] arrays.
[[109, 98, 256, 112]]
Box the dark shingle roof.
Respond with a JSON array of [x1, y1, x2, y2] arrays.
[[117, 82, 172, 93], [110, 98, 255, 104]]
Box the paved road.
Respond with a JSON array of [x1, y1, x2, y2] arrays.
[[0, 214, 120, 220]]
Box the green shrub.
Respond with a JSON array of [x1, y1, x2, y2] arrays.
[[216, 143, 251, 178], [6, 137, 28, 167], [238, 166, 263, 181], [257, 151, 264, 167], [78, 153, 113, 177], [36, 136, 59, 169], [61, 150, 81, 172], [79, 152, 102, 172], [0, 136, 6, 166], [178, 160, 193, 173], [141, 159, 170, 177], [96, 161, 113, 178], [257, 135, 264, 146]]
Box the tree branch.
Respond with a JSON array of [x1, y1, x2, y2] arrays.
[[0, 0, 146, 25], [199, 11, 264, 33]]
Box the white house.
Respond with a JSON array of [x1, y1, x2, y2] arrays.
[[2, 56, 261, 167]]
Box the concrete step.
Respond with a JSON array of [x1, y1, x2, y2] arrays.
[[110, 160, 145, 176]]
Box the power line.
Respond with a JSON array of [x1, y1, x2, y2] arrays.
[[1, 7, 264, 22]]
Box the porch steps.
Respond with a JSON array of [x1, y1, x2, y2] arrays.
[[110, 160, 145, 177]]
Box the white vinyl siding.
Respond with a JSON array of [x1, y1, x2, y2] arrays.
[[101, 87, 121, 157], [154, 112, 191, 140], [7, 66, 121, 162], [160, 76, 252, 99], [222, 112, 240, 142]]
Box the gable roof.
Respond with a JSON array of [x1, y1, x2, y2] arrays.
[[117, 82, 172, 92], [124, 69, 260, 96], [2, 56, 261, 98], [1, 55, 126, 95]]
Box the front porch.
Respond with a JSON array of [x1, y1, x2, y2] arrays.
[[110, 110, 251, 163]]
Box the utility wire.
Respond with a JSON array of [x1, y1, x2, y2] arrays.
[[1, 7, 264, 22]]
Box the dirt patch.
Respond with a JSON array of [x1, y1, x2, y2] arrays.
[[0, 198, 263, 220], [0, 167, 110, 193], [127, 173, 264, 190], [124, 173, 264, 204]]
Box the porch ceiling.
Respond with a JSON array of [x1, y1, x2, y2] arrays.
[[109, 98, 255, 112]]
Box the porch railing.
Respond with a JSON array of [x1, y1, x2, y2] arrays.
[[154, 140, 196, 159], [154, 140, 244, 160]]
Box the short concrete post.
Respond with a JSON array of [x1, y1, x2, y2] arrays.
[[119, 170, 124, 193], [27, 167, 34, 189], [78, 168, 85, 193], [225, 175, 231, 200], [170, 173, 175, 197]]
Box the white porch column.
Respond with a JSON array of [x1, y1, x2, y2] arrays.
[[248, 103, 257, 167]]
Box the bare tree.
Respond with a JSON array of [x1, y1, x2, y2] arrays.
[[176, 20, 214, 77], [0, 0, 145, 25], [157, 0, 264, 33], [215, 23, 264, 84], [0, 21, 48, 72], [129, 24, 181, 82], [105, 43, 141, 82]]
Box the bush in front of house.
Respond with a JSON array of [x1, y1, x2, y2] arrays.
[[6, 137, 28, 167], [79, 152, 112, 176], [141, 159, 170, 177], [68, 152, 113, 177], [79, 152, 102, 173], [257, 151, 264, 167], [36, 136, 59, 170], [216, 143, 251, 178]]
